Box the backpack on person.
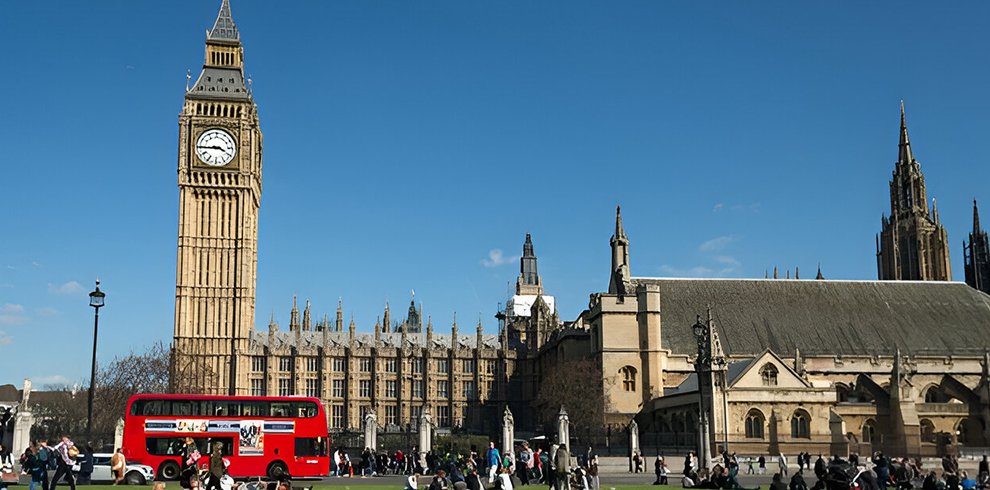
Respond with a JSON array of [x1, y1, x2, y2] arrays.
[[39, 447, 57, 471], [520, 451, 530, 463]]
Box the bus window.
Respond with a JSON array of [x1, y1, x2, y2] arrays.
[[292, 402, 318, 418], [270, 402, 290, 418], [216, 401, 240, 417], [198, 400, 215, 416], [294, 438, 327, 457], [132, 400, 164, 416], [197, 437, 234, 456], [241, 401, 268, 417], [146, 437, 185, 456], [170, 400, 193, 416]]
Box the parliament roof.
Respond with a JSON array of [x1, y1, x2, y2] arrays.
[[628, 277, 990, 357]]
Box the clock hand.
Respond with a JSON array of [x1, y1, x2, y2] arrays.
[[196, 145, 225, 150]]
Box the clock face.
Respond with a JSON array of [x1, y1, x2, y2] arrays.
[[195, 129, 237, 167]]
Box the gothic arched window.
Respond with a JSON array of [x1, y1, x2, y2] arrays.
[[862, 419, 877, 443], [745, 409, 765, 439], [920, 419, 936, 443], [924, 385, 951, 403], [760, 363, 779, 387], [621, 366, 637, 392], [836, 383, 850, 403], [957, 419, 970, 445], [791, 410, 811, 439]]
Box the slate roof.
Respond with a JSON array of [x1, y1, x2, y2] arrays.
[[629, 278, 990, 357], [664, 359, 752, 396], [189, 67, 250, 101]]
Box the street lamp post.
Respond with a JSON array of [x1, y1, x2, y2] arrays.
[[87, 280, 105, 441], [692, 314, 711, 470]]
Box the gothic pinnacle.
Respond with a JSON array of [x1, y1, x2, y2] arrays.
[[615, 205, 626, 239]]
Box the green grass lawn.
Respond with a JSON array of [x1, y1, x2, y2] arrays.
[[53, 485, 684, 490]]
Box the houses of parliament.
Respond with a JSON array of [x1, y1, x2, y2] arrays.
[[173, 1, 990, 456]]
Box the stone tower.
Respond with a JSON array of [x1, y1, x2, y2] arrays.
[[876, 103, 951, 281], [964, 200, 990, 294], [172, 0, 263, 395]]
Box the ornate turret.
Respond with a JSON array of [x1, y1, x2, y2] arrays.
[[609, 206, 630, 295], [289, 295, 300, 332], [517, 234, 543, 295], [965, 199, 990, 293], [302, 300, 312, 331], [384, 302, 391, 333], [348, 316, 356, 342], [476, 316, 484, 350], [877, 102, 952, 281], [335, 299, 344, 332]]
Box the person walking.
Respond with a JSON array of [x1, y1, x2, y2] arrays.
[[485, 442, 501, 484], [589, 455, 600, 490], [76, 444, 94, 485], [23, 444, 46, 490], [205, 442, 225, 490], [111, 449, 127, 486], [778, 453, 788, 477], [49, 435, 77, 490]]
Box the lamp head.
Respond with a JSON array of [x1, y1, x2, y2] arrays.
[[89, 280, 105, 309]]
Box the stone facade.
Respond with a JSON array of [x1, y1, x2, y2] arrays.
[[549, 206, 990, 457], [244, 307, 513, 432], [172, 0, 263, 395]]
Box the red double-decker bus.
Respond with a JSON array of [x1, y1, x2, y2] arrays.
[[122, 394, 329, 480]]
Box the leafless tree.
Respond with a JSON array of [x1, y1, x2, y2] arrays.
[[30, 342, 172, 446], [534, 358, 614, 444]]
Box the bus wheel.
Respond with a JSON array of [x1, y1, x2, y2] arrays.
[[159, 461, 180, 481], [125, 472, 146, 486], [267, 461, 288, 480]]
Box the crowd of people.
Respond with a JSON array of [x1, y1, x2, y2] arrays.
[[330, 441, 600, 490], [660, 449, 990, 490], [2, 435, 135, 490]]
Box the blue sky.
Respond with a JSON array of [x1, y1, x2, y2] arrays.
[[2, 1, 989, 386]]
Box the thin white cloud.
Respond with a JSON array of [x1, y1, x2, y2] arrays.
[[712, 203, 724, 212], [1, 304, 24, 314], [699, 235, 737, 252], [0, 304, 27, 326], [4, 265, 15, 271], [481, 249, 518, 268], [659, 258, 741, 278], [31, 261, 41, 268], [0, 331, 10, 346], [48, 281, 85, 295], [36, 307, 58, 317]]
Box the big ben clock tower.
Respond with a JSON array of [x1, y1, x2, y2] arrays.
[[173, 0, 262, 395]]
